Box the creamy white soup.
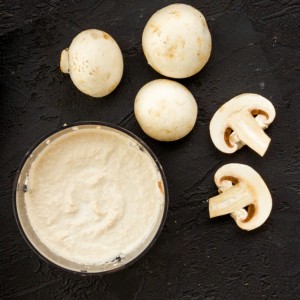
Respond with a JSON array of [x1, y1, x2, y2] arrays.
[[24, 127, 165, 265]]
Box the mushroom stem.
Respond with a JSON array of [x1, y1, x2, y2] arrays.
[[209, 182, 253, 218], [60, 48, 70, 74], [229, 111, 270, 156]]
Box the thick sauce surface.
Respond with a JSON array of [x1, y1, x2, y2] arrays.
[[25, 128, 164, 265]]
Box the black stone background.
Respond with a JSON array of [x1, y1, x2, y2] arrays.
[[0, 0, 299, 299]]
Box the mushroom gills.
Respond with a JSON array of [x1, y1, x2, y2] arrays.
[[209, 93, 276, 156], [208, 163, 272, 231], [209, 181, 253, 218]]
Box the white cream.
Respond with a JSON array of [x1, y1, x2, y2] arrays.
[[25, 127, 165, 265]]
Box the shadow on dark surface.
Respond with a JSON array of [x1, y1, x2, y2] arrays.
[[0, 0, 299, 299]]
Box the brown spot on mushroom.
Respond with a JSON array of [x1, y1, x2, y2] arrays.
[[169, 10, 180, 17], [197, 37, 202, 45], [165, 44, 178, 58], [150, 24, 159, 33], [93, 66, 99, 75], [106, 72, 111, 79], [158, 181, 163, 194], [91, 31, 101, 39], [103, 33, 110, 40], [251, 109, 269, 118]]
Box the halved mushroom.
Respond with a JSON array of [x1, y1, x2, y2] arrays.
[[209, 163, 272, 231], [209, 93, 276, 156]]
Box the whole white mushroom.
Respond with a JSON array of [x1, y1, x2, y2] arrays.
[[142, 3, 212, 78], [60, 29, 123, 98], [134, 79, 198, 141]]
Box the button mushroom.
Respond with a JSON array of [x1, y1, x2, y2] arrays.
[[60, 29, 123, 98], [142, 3, 212, 78], [134, 79, 198, 141], [209, 163, 272, 231], [209, 93, 276, 156]]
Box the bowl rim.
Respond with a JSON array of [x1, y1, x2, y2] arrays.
[[12, 121, 169, 275]]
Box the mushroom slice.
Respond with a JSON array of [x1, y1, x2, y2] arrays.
[[209, 94, 276, 156], [209, 163, 272, 231]]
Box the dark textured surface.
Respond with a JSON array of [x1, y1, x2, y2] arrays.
[[0, 0, 299, 299]]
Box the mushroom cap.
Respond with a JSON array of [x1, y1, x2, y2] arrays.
[[62, 29, 123, 98], [214, 163, 272, 231], [142, 4, 212, 78], [209, 93, 276, 154], [134, 79, 198, 141]]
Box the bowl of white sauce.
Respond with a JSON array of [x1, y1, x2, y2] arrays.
[[13, 122, 168, 274]]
